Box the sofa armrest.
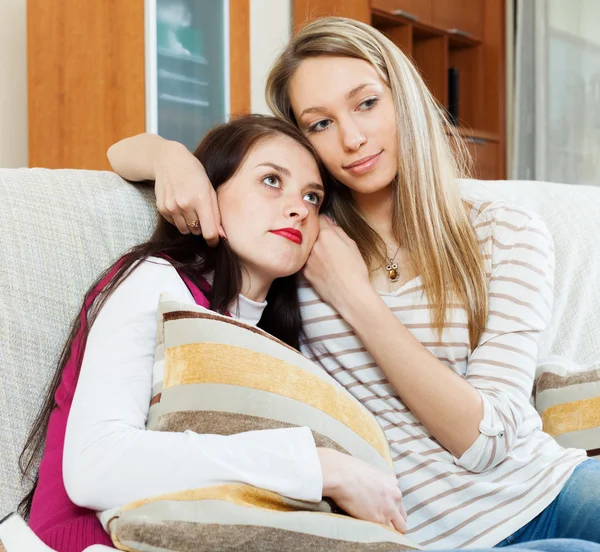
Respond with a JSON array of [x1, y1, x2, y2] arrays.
[[0, 513, 117, 552], [0, 513, 57, 552]]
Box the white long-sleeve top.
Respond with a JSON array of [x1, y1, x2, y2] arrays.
[[63, 257, 323, 512]]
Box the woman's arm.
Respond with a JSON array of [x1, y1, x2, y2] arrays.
[[63, 259, 322, 511], [107, 133, 173, 182], [63, 258, 407, 531], [107, 134, 223, 243], [304, 213, 554, 466]]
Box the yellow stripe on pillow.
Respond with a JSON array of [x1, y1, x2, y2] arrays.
[[121, 484, 295, 514], [541, 396, 600, 437], [164, 343, 390, 461]]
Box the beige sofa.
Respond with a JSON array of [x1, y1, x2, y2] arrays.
[[0, 169, 599, 551]]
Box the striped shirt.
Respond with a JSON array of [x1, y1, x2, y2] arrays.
[[299, 200, 587, 550]]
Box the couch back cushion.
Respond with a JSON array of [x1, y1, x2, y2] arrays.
[[0, 169, 156, 517], [460, 179, 600, 366]]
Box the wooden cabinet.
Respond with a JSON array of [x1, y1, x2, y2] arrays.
[[433, 0, 483, 41], [294, 0, 370, 30], [371, 0, 433, 26], [448, 43, 484, 131], [413, 36, 448, 105], [464, 137, 499, 181], [294, 0, 505, 180], [27, 0, 250, 170]]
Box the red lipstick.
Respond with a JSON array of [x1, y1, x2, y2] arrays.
[[270, 228, 303, 245]]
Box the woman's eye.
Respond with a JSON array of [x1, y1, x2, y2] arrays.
[[359, 97, 379, 111], [263, 174, 280, 188], [308, 120, 331, 133], [303, 192, 323, 206]]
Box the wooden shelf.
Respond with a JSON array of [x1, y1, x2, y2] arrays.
[[433, 0, 484, 42], [372, 8, 481, 45], [372, 8, 440, 35], [447, 30, 481, 49], [455, 128, 500, 142], [371, 0, 433, 27]]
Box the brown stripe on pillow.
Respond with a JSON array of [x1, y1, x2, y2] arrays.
[[117, 521, 417, 552], [588, 448, 600, 458], [163, 344, 390, 458], [536, 369, 600, 394], [153, 382, 390, 470], [154, 410, 349, 454]]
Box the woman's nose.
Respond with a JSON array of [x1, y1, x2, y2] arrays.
[[340, 119, 367, 152], [285, 195, 309, 220]]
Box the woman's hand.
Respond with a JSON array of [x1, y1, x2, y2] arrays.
[[303, 216, 373, 314], [317, 448, 407, 533], [154, 141, 225, 244], [107, 134, 225, 244]]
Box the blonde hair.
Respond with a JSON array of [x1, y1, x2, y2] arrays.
[[266, 16, 488, 349]]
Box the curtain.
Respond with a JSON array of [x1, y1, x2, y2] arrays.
[[513, 0, 600, 186]]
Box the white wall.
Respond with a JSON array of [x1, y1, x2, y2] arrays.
[[250, 0, 292, 114], [0, 0, 28, 168]]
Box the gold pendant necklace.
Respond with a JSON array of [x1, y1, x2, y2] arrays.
[[385, 245, 401, 283]]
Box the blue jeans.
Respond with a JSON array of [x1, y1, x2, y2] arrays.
[[458, 540, 600, 552], [496, 459, 600, 547]]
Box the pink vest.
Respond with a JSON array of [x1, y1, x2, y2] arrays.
[[29, 258, 211, 552]]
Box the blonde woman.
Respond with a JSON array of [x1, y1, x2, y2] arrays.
[[108, 17, 600, 550]]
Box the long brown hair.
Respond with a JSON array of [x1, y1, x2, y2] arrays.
[[18, 114, 332, 518], [266, 17, 488, 349]]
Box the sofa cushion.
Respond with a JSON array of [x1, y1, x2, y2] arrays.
[[0, 169, 156, 517], [102, 294, 420, 552], [534, 358, 600, 459]]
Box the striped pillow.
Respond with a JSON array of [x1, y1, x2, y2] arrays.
[[535, 358, 600, 460], [103, 294, 421, 552]]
